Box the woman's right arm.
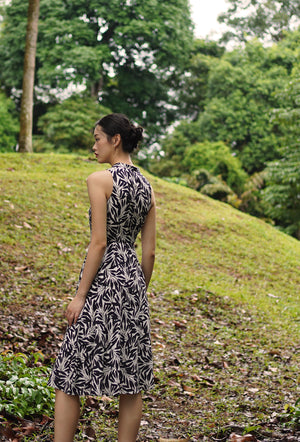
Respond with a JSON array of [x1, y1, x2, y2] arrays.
[[141, 189, 156, 289], [65, 170, 112, 326]]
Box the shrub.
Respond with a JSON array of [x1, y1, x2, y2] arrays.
[[0, 352, 54, 418], [37, 95, 111, 153], [239, 170, 267, 217], [183, 141, 247, 194], [201, 182, 233, 201]]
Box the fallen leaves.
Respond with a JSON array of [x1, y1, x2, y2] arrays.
[[159, 439, 189, 442], [267, 293, 280, 299], [174, 319, 187, 329], [14, 221, 33, 229], [0, 412, 52, 441], [56, 242, 73, 253], [23, 221, 32, 229], [0, 309, 65, 360], [191, 374, 215, 386], [1, 284, 300, 440], [229, 433, 259, 441], [14, 265, 28, 272]]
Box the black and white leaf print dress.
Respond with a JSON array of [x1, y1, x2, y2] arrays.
[[48, 163, 154, 396]]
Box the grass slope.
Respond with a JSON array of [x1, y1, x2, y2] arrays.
[[1, 153, 300, 441]]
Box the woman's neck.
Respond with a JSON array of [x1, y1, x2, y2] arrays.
[[110, 153, 133, 166]]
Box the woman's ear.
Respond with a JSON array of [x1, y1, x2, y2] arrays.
[[112, 134, 121, 147]]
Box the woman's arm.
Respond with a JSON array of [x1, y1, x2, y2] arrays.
[[141, 189, 156, 289], [66, 170, 113, 326]]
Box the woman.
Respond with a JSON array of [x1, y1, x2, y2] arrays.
[[48, 113, 156, 442]]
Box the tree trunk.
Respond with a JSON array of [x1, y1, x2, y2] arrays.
[[18, 0, 40, 153], [90, 77, 103, 99]]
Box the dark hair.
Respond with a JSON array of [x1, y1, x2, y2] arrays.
[[95, 113, 143, 153]]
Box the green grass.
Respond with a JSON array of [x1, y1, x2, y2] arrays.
[[151, 176, 300, 335], [1, 153, 300, 441], [1, 152, 299, 332]]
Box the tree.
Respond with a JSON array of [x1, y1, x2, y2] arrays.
[[0, 0, 194, 143], [193, 38, 295, 173], [178, 39, 225, 120], [18, 0, 40, 152], [263, 70, 300, 239], [149, 119, 203, 177], [183, 141, 247, 194], [218, 0, 300, 43], [36, 95, 110, 153], [0, 92, 19, 152]]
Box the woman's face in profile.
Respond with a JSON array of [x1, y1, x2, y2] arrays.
[[92, 126, 113, 163]]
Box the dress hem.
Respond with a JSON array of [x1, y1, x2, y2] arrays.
[[48, 380, 155, 397]]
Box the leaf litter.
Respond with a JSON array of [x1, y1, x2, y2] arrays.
[[0, 285, 299, 441]]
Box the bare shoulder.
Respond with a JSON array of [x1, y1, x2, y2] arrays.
[[87, 169, 112, 183], [150, 186, 156, 208], [87, 170, 113, 198]]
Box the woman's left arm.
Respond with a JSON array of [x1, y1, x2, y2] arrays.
[[65, 171, 112, 326]]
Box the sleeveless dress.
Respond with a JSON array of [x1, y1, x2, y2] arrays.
[[48, 163, 154, 396]]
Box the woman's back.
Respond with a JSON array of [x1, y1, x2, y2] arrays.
[[105, 163, 152, 245]]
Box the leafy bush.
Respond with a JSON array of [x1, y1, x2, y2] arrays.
[[149, 158, 184, 179], [201, 182, 233, 201], [0, 352, 54, 418], [0, 92, 18, 152], [239, 170, 267, 217], [186, 168, 219, 191], [37, 95, 111, 153], [183, 141, 247, 194]]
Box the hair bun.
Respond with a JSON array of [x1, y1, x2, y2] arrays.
[[95, 113, 144, 153], [128, 125, 143, 152], [130, 125, 143, 142]]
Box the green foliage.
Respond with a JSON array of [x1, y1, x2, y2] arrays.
[[196, 43, 289, 173], [149, 120, 203, 177], [200, 182, 233, 202], [178, 40, 224, 119], [148, 31, 300, 231], [263, 149, 300, 238], [218, 0, 300, 43], [158, 36, 298, 176], [0, 352, 54, 418], [282, 398, 300, 429], [183, 141, 247, 194], [163, 176, 189, 188], [0, 92, 18, 152], [239, 171, 268, 218], [190, 38, 225, 58], [0, 0, 194, 143], [37, 95, 111, 152], [164, 120, 203, 158], [186, 168, 218, 191], [263, 70, 300, 238]]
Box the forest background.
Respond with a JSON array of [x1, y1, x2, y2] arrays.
[[0, 0, 300, 239], [1, 1, 300, 440]]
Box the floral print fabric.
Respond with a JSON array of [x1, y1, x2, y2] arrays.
[[48, 163, 154, 396]]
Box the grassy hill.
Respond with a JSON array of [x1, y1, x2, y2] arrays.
[[1, 153, 300, 440], [1, 153, 299, 332]]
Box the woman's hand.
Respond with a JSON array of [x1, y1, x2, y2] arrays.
[[65, 295, 86, 326]]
